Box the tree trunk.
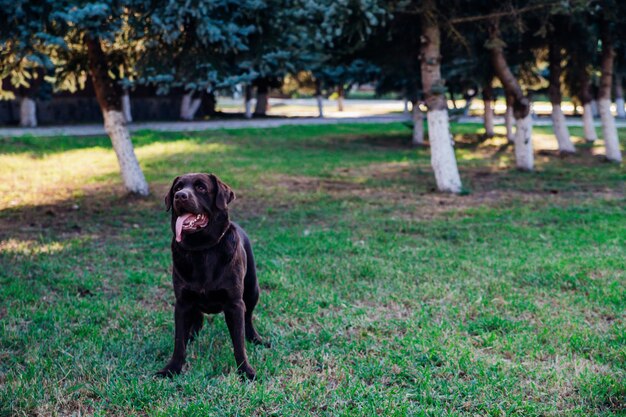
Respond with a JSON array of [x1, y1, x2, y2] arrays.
[[19, 96, 37, 127], [591, 99, 599, 117], [582, 103, 597, 142], [180, 92, 201, 120], [462, 92, 472, 116], [180, 93, 191, 119], [420, 1, 462, 193], [548, 42, 575, 153], [463, 96, 474, 117], [614, 73, 625, 118], [16, 68, 42, 127], [315, 79, 324, 118], [505, 94, 515, 143], [514, 113, 534, 170], [482, 81, 495, 138], [122, 89, 132, 123], [598, 98, 620, 159], [412, 101, 425, 146], [337, 84, 345, 111], [189, 97, 202, 119], [403, 98, 410, 115], [578, 69, 598, 142], [450, 90, 458, 109], [244, 84, 253, 119], [86, 36, 149, 196], [551, 106, 574, 153], [488, 18, 533, 170], [598, 26, 622, 162], [316, 96, 324, 118], [255, 93, 268, 115], [201, 91, 216, 116], [254, 80, 269, 116]]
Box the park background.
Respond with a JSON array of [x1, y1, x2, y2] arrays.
[[1, 0, 625, 416]]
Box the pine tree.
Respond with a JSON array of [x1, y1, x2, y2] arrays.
[[2, 1, 154, 194]]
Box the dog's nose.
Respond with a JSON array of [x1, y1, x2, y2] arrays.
[[174, 190, 189, 201]]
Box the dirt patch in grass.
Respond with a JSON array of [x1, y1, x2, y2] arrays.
[[272, 175, 361, 193], [264, 156, 624, 222]]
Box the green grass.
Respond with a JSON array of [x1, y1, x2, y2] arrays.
[[0, 122, 625, 416]]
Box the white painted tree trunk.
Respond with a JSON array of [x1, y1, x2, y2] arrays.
[[598, 98, 623, 162], [582, 103, 598, 142], [484, 99, 494, 137], [19, 97, 37, 127], [244, 100, 253, 119], [616, 98, 626, 118], [551, 105, 576, 153], [505, 105, 515, 143], [180, 93, 201, 120], [591, 99, 599, 117], [180, 93, 192, 120], [316, 95, 324, 118], [412, 104, 424, 146], [122, 92, 132, 123], [427, 109, 462, 193], [103, 110, 149, 196], [337, 96, 344, 112], [514, 114, 534, 171], [188, 98, 201, 119]]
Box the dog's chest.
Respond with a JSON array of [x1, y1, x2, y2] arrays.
[[173, 244, 245, 295], [176, 251, 224, 291]]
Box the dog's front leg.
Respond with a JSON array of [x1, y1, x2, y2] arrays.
[[156, 302, 193, 377], [224, 300, 256, 380]]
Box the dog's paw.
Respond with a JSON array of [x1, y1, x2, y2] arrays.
[[237, 364, 256, 381], [249, 336, 271, 348], [155, 364, 183, 378]]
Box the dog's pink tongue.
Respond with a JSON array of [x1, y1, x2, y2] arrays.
[[175, 213, 195, 242]]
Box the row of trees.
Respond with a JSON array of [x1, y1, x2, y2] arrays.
[[1, 0, 624, 196]]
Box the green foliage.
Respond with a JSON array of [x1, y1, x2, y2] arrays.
[[315, 60, 381, 93], [139, 0, 265, 93], [1, 1, 143, 95], [304, 0, 388, 93]]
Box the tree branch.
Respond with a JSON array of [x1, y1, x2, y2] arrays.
[[449, 3, 558, 25]]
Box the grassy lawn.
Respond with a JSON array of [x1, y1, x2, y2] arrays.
[[0, 123, 624, 416]]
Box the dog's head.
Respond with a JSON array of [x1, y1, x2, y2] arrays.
[[165, 173, 235, 243]]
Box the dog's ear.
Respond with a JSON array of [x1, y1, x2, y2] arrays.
[[209, 174, 235, 210], [164, 176, 180, 211]]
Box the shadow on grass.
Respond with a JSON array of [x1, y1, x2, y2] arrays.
[[1, 123, 623, 238], [0, 123, 412, 156]]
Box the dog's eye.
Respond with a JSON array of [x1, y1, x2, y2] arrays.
[[195, 184, 206, 192], [175, 184, 183, 191]]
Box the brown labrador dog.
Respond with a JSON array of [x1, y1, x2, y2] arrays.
[[157, 173, 265, 380]]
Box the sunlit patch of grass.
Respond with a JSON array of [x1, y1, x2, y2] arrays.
[[137, 140, 230, 160], [0, 140, 231, 209], [0, 147, 119, 208], [0, 238, 68, 256]]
